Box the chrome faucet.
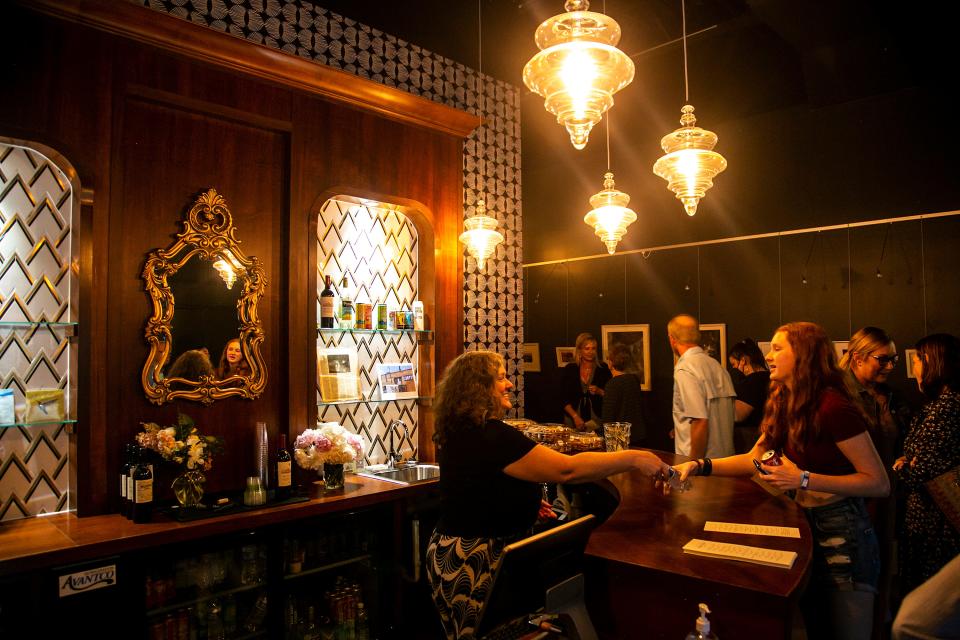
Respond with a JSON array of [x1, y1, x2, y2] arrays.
[[388, 419, 410, 468]]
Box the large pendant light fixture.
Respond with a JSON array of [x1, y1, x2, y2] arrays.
[[523, 0, 635, 150], [460, 0, 504, 272], [652, 0, 727, 216], [584, 115, 636, 254]]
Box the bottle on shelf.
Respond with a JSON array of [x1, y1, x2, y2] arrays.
[[126, 445, 138, 519], [131, 447, 154, 524], [320, 275, 336, 329], [684, 602, 718, 640], [206, 599, 225, 640], [355, 601, 370, 640], [243, 592, 269, 633], [276, 432, 292, 501], [339, 275, 355, 329], [413, 300, 425, 331]]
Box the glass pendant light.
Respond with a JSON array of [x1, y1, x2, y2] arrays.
[[652, 0, 727, 216], [523, 0, 634, 150], [460, 0, 504, 272], [584, 115, 636, 254]]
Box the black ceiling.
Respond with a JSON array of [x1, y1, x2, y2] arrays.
[[317, 1, 960, 262]]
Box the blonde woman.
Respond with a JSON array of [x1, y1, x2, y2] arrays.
[[561, 332, 610, 431], [426, 350, 669, 639]]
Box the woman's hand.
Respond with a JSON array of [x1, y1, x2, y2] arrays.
[[588, 384, 604, 397], [673, 461, 700, 482], [537, 499, 558, 521], [757, 454, 804, 490], [892, 456, 916, 472]]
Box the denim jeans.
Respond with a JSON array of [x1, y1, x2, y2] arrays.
[[806, 496, 881, 592]]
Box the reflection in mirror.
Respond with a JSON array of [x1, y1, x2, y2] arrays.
[[142, 188, 267, 404]]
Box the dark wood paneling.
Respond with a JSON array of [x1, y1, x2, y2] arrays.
[[3, 4, 475, 514]]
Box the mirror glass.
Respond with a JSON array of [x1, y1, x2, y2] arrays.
[[142, 188, 267, 404]]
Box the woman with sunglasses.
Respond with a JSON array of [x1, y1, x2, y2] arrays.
[[839, 327, 912, 639]]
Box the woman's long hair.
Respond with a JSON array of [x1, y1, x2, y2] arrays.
[[217, 338, 251, 378], [760, 322, 859, 452], [915, 333, 960, 399], [838, 326, 893, 371], [432, 350, 504, 446]]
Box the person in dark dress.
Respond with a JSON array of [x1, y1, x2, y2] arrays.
[[560, 332, 611, 431], [894, 333, 960, 593], [602, 343, 648, 446], [728, 338, 771, 454], [426, 350, 670, 640]]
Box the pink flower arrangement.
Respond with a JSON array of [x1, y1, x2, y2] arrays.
[[294, 421, 364, 469], [137, 413, 224, 471]]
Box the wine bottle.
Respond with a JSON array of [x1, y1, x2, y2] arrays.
[[339, 275, 354, 329], [126, 444, 138, 519], [320, 275, 336, 329], [132, 448, 154, 524], [120, 443, 133, 519], [276, 432, 292, 500]]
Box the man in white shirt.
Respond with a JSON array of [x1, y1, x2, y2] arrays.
[[668, 314, 736, 459]]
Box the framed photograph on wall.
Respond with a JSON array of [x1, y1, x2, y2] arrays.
[[317, 347, 361, 403], [905, 349, 918, 379], [556, 346, 576, 367], [699, 324, 727, 365], [522, 343, 541, 372], [601, 324, 651, 391], [376, 362, 418, 400], [833, 341, 850, 361]]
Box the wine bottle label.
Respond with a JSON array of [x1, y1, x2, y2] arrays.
[[127, 476, 134, 501], [121, 473, 127, 498], [277, 461, 292, 487], [135, 479, 153, 503]]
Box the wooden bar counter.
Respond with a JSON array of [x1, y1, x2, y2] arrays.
[[584, 451, 812, 640]]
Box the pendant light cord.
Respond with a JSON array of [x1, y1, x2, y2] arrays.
[[477, 0, 484, 198], [682, 0, 689, 102], [606, 115, 611, 172]]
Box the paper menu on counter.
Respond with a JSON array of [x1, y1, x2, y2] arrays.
[[682, 538, 797, 569], [704, 521, 801, 538]]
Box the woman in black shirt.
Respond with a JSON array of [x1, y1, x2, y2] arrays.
[[728, 338, 771, 454], [427, 350, 669, 639]]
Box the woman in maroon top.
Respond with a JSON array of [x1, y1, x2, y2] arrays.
[[672, 322, 889, 640], [426, 350, 669, 639]]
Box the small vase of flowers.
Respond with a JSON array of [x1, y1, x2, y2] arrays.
[[136, 413, 224, 507], [294, 421, 364, 490]]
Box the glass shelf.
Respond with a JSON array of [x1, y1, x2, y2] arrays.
[[0, 321, 77, 335], [283, 553, 371, 582], [1, 419, 77, 430], [318, 396, 432, 407], [317, 326, 432, 340], [145, 581, 263, 617]]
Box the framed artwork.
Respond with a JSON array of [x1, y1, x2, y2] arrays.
[[699, 323, 727, 365], [601, 324, 652, 391], [317, 347, 361, 402], [556, 346, 576, 367], [522, 343, 541, 373], [905, 349, 918, 379], [376, 362, 418, 400], [833, 341, 850, 361], [758, 341, 772, 356]]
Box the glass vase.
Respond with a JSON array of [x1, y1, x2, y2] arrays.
[[172, 469, 206, 508], [323, 463, 345, 490]]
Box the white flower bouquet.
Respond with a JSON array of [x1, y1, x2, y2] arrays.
[[293, 421, 364, 470]]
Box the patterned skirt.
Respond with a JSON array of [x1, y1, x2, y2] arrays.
[[425, 529, 513, 640]]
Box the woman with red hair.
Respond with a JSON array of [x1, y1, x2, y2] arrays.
[[671, 322, 889, 640]]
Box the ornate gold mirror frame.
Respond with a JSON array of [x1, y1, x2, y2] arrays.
[[142, 188, 267, 404]]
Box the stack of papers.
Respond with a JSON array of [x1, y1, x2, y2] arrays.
[[682, 538, 797, 569]]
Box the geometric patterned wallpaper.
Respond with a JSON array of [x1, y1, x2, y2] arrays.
[[136, 0, 526, 416], [316, 199, 421, 465], [0, 142, 76, 522]]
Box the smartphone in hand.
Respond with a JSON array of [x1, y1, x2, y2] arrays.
[[753, 459, 770, 475]]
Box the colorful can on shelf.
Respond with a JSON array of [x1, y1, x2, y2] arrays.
[[376, 303, 388, 330], [355, 303, 372, 329]]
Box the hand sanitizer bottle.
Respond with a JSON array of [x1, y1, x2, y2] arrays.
[[685, 603, 718, 640]]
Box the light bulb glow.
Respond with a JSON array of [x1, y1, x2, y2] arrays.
[[583, 172, 637, 254], [459, 202, 504, 271], [653, 105, 727, 216], [523, 2, 634, 150]]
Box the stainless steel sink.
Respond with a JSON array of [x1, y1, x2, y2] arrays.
[[356, 464, 440, 485]]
